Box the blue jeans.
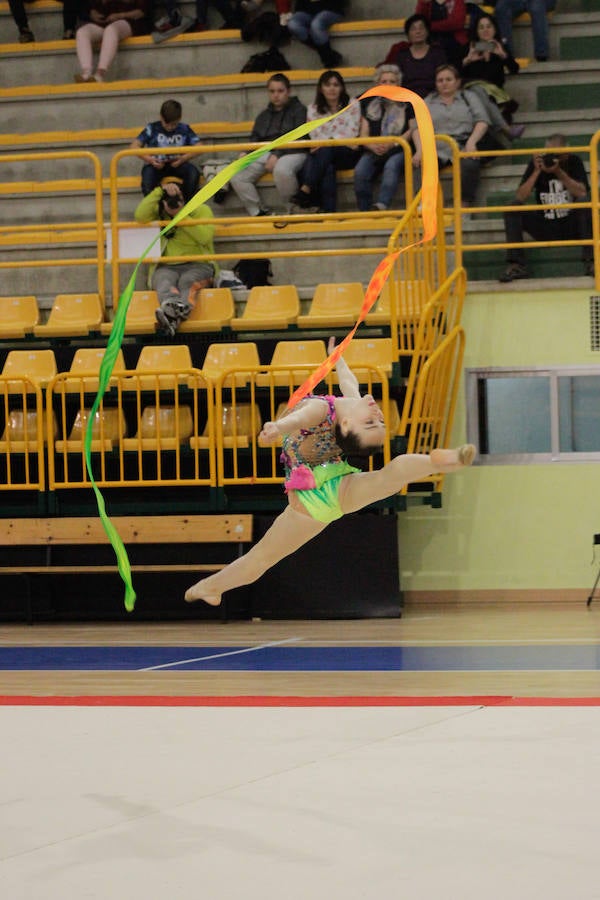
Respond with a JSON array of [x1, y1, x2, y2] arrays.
[[494, 0, 555, 59], [300, 146, 359, 213], [354, 150, 405, 211], [287, 10, 343, 47]]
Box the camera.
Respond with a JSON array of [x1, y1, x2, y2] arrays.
[[474, 40, 495, 52], [542, 153, 559, 167], [162, 189, 183, 211]]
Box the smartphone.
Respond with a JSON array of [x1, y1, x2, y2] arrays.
[[474, 40, 496, 52]]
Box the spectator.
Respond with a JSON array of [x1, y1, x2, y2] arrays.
[[461, 12, 524, 147], [383, 14, 447, 99], [414, 0, 468, 68], [229, 73, 307, 216], [74, 0, 150, 82], [498, 134, 593, 282], [130, 100, 201, 202], [134, 181, 218, 335], [9, 0, 82, 42], [287, 0, 346, 69], [410, 63, 490, 207], [492, 0, 555, 62], [241, 0, 292, 26], [153, 0, 242, 36], [291, 70, 361, 213], [354, 65, 411, 212]]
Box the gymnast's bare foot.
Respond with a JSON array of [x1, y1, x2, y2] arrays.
[[430, 444, 476, 472], [184, 580, 222, 605]]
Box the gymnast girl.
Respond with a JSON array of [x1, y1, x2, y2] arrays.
[[185, 338, 475, 605]]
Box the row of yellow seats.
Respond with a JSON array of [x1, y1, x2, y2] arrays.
[[0, 281, 396, 340], [0, 338, 394, 391]]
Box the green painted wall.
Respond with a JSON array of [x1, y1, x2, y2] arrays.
[[398, 288, 600, 593]]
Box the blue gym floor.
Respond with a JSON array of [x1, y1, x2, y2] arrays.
[[2, 643, 600, 671]]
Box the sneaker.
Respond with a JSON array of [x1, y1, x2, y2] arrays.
[[155, 307, 177, 337], [290, 202, 320, 214], [254, 208, 272, 217], [371, 203, 387, 211], [499, 262, 528, 283], [155, 10, 182, 31], [291, 189, 318, 210], [18, 27, 35, 42]]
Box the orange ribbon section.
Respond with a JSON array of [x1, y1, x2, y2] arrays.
[[287, 85, 438, 408]]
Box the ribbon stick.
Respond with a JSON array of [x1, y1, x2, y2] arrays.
[[86, 84, 438, 610]]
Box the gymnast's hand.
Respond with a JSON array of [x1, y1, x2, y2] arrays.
[[259, 421, 280, 444]]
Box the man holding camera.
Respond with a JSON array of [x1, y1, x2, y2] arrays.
[[499, 133, 593, 282], [134, 181, 218, 335]]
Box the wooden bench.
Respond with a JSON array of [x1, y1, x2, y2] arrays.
[[0, 514, 252, 623]]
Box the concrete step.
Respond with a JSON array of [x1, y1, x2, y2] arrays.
[[0, 67, 375, 133], [0, 21, 403, 87], [0, 217, 395, 307]]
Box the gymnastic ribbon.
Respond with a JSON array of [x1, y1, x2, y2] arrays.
[[286, 85, 438, 408], [85, 84, 437, 611]]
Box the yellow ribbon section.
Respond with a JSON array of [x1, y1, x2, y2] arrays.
[[87, 84, 438, 611]]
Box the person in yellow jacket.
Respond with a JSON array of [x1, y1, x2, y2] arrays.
[[134, 181, 218, 335]]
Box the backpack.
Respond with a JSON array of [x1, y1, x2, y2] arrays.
[[233, 258, 273, 288], [240, 46, 291, 73]]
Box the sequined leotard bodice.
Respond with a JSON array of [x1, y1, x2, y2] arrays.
[[280, 395, 343, 478]]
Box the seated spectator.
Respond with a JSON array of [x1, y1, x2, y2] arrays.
[[241, 0, 292, 26], [9, 0, 82, 42], [354, 64, 411, 212], [414, 0, 468, 68], [74, 0, 150, 82], [153, 0, 241, 36], [287, 0, 346, 69], [410, 63, 490, 207], [291, 70, 361, 213], [134, 181, 218, 335], [130, 99, 201, 202], [229, 73, 307, 216], [461, 12, 525, 147], [498, 134, 593, 282], [383, 14, 447, 99], [492, 0, 555, 62]]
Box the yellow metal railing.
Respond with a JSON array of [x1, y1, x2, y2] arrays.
[[108, 137, 414, 304], [401, 326, 466, 496], [0, 376, 46, 491], [0, 150, 106, 303]]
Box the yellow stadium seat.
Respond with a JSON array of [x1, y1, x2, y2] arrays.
[[55, 407, 127, 453], [230, 285, 299, 330], [125, 344, 194, 390], [33, 293, 104, 337], [0, 349, 57, 391], [256, 340, 327, 387], [178, 288, 234, 333], [0, 409, 57, 452], [100, 291, 159, 335], [61, 348, 126, 393], [0, 296, 40, 339], [365, 279, 423, 326], [123, 405, 193, 451], [191, 403, 262, 450], [297, 282, 364, 328], [201, 342, 260, 387], [340, 338, 393, 380]]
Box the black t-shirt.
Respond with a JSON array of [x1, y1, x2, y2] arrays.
[[520, 153, 589, 221]]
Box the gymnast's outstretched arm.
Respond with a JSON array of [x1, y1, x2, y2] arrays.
[[328, 336, 360, 398]]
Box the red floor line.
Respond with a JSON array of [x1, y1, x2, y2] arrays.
[[2, 695, 600, 707]]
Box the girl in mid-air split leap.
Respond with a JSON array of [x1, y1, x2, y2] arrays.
[[185, 338, 475, 606]]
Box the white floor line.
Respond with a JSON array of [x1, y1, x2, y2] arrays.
[[138, 637, 303, 672]]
